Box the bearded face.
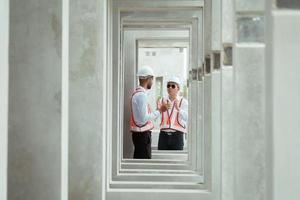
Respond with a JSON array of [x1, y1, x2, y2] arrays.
[[146, 77, 153, 89]]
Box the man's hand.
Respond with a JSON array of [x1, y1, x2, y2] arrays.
[[159, 103, 168, 113], [166, 100, 172, 109]]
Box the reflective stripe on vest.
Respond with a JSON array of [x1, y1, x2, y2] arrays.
[[158, 97, 187, 133], [130, 88, 154, 132]]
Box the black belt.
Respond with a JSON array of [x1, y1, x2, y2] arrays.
[[161, 130, 183, 136]]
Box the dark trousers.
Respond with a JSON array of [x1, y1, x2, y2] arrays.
[[158, 130, 184, 150], [131, 131, 152, 159]]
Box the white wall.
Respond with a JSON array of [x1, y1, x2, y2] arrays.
[[0, 0, 9, 199], [138, 48, 188, 111], [266, 8, 300, 200]]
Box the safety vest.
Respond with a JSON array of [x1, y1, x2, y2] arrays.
[[130, 87, 154, 132], [158, 97, 187, 133]]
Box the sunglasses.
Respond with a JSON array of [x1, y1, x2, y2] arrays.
[[167, 84, 176, 89]]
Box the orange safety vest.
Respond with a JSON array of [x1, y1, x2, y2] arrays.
[[130, 88, 154, 132], [158, 97, 187, 133]]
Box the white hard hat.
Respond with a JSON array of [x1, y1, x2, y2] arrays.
[[167, 76, 181, 87], [137, 66, 154, 78]]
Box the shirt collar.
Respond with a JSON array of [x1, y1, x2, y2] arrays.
[[137, 86, 147, 92]]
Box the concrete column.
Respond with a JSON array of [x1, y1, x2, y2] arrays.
[[211, 0, 222, 51], [0, 0, 9, 199], [222, 0, 234, 44], [266, 2, 300, 199], [68, 0, 107, 199], [220, 67, 234, 200], [233, 0, 266, 200], [8, 0, 62, 199], [61, 0, 69, 199], [234, 45, 266, 200], [220, 1, 235, 200], [204, 0, 212, 56]]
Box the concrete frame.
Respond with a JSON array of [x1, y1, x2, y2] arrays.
[[103, 0, 222, 199], [0, 0, 9, 199]]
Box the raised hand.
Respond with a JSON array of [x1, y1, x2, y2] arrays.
[[166, 100, 172, 109], [159, 103, 168, 113]]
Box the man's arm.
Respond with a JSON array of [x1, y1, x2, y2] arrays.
[[132, 93, 160, 126], [178, 98, 188, 122]]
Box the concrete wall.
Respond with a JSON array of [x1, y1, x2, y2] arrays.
[[271, 12, 300, 200], [6, 1, 69, 199], [8, 0, 62, 199], [7, 0, 107, 199], [266, 3, 300, 200], [233, 0, 267, 200], [221, 1, 266, 200], [234, 45, 266, 200], [138, 47, 188, 107], [220, 1, 235, 200], [0, 0, 9, 199]]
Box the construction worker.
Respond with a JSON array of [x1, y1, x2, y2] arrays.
[[157, 76, 188, 150], [130, 66, 168, 159]]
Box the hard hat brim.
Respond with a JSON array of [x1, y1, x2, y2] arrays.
[[137, 75, 154, 79]]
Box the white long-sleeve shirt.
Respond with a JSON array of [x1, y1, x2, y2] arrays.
[[131, 86, 160, 126]]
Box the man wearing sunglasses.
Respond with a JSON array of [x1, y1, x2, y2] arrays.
[[130, 66, 168, 159], [157, 76, 188, 150]]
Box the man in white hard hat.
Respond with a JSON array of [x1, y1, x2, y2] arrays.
[[157, 76, 188, 150], [130, 66, 168, 159]]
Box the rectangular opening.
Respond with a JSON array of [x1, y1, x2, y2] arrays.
[[277, 0, 300, 9], [236, 15, 265, 43], [205, 56, 211, 74], [213, 52, 221, 70], [108, 1, 214, 193], [137, 45, 189, 153], [223, 44, 233, 66]]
